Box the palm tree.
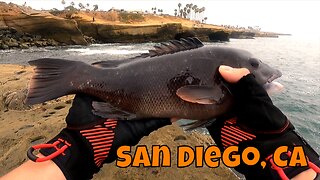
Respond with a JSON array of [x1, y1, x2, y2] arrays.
[[180, 9, 183, 17], [192, 5, 198, 20], [195, 8, 199, 21], [189, 3, 193, 19], [183, 11, 187, 18], [203, 17, 208, 23], [187, 4, 193, 19], [187, 8, 191, 19], [93, 4, 98, 11], [178, 3, 181, 16], [61, 0, 66, 10], [191, 5, 196, 20], [85, 3, 90, 11], [151, 7, 157, 14], [183, 7, 187, 18], [70, 2, 75, 7], [192, 5, 197, 11], [157, 9, 163, 15], [185, 4, 190, 14], [78, 3, 85, 10], [174, 9, 177, 16], [199, 7, 205, 21], [199, 8, 202, 20]]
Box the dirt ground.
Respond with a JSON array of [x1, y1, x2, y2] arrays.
[[0, 64, 237, 179]]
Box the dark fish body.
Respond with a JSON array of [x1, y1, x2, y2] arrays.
[[26, 38, 282, 128]]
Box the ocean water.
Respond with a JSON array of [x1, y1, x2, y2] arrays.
[[0, 36, 319, 152]]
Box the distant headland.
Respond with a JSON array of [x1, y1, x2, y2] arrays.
[[0, 2, 289, 50]]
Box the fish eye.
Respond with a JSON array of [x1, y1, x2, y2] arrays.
[[249, 58, 260, 68]]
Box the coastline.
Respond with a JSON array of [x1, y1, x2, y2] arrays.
[[0, 2, 284, 50], [0, 64, 238, 179]]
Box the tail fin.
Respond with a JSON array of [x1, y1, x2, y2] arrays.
[[26, 58, 84, 105]]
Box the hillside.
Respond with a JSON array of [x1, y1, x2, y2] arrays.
[[0, 1, 280, 50]]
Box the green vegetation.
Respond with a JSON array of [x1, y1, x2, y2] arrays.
[[119, 12, 144, 23]]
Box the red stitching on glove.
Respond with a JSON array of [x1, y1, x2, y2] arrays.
[[221, 118, 256, 148], [80, 119, 118, 167]]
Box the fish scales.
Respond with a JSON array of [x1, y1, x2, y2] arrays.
[[25, 38, 282, 128]]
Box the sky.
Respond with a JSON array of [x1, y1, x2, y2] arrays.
[[3, 0, 320, 36]]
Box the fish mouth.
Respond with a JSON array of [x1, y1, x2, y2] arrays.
[[264, 70, 283, 94], [267, 70, 282, 83]]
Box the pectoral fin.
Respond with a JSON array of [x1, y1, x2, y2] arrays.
[[176, 85, 224, 105], [92, 101, 136, 120]]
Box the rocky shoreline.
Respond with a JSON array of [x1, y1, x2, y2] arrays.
[[0, 64, 238, 179], [0, 26, 60, 49], [0, 2, 284, 50], [0, 26, 97, 50]]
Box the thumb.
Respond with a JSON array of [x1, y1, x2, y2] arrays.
[[219, 65, 250, 83]]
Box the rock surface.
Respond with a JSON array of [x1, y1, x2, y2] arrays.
[[2, 89, 31, 110], [0, 2, 88, 48], [0, 64, 238, 180], [0, 2, 231, 48], [0, 2, 281, 49], [0, 26, 60, 49]]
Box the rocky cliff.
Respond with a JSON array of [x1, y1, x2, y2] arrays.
[[0, 2, 231, 49], [0, 2, 88, 46], [0, 2, 281, 50]]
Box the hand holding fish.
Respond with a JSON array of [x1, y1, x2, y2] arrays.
[[30, 94, 172, 180], [207, 66, 320, 180], [20, 38, 318, 179], [218, 65, 250, 83]]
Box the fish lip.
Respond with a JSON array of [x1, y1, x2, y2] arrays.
[[267, 71, 282, 83]]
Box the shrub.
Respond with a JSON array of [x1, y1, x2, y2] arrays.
[[119, 12, 144, 23]]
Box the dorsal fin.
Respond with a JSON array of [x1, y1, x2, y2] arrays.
[[134, 37, 204, 58]]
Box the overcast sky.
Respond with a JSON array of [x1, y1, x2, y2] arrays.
[[3, 0, 320, 36]]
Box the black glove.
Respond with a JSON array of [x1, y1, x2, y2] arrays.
[[207, 74, 291, 149], [226, 74, 288, 134], [38, 94, 171, 180], [206, 74, 320, 180]]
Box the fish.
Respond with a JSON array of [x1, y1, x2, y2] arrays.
[[263, 81, 284, 95], [25, 37, 282, 129]]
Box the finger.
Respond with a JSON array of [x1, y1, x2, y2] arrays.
[[219, 65, 250, 83]]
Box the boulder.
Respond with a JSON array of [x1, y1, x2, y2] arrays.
[[208, 31, 230, 42], [5, 38, 19, 47], [19, 43, 29, 49], [1, 43, 9, 49], [0, 13, 88, 45], [21, 35, 32, 42], [2, 89, 31, 110]]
